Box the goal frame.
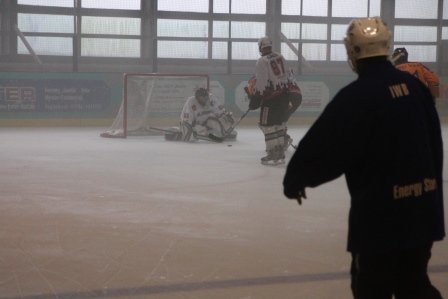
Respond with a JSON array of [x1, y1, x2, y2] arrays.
[[118, 72, 210, 138]]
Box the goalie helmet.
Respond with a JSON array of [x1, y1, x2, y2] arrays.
[[258, 36, 272, 53], [392, 47, 408, 65], [195, 87, 209, 106], [344, 17, 391, 72]]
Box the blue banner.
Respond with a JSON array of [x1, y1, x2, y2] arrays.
[[0, 78, 110, 113]]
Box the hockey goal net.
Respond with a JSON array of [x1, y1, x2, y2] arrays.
[[101, 73, 210, 138]]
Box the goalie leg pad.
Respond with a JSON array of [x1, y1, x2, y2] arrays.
[[260, 124, 285, 150], [260, 125, 279, 151], [260, 125, 286, 165], [203, 116, 237, 141], [162, 127, 181, 141], [274, 124, 286, 149], [180, 122, 195, 141], [204, 117, 226, 137]]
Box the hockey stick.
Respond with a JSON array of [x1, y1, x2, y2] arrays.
[[149, 126, 178, 134], [149, 126, 223, 143], [223, 108, 250, 137]]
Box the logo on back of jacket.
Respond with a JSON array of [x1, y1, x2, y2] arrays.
[[389, 83, 409, 99]]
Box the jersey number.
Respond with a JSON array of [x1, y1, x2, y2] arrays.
[[270, 58, 285, 76]]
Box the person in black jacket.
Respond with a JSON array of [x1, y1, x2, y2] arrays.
[[283, 17, 445, 299]]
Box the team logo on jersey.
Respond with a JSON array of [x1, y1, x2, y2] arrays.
[[192, 104, 197, 111]]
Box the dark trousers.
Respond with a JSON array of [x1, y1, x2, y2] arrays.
[[283, 92, 302, 122], [259, 96, 290, 126], [350, 244, 443, 299]]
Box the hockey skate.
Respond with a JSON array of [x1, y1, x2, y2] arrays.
[[261, 147, 285, 166]]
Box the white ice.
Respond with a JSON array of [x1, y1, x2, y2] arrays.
[[0, 126, 447, 299]]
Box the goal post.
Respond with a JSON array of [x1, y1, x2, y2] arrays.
[[101, 73, 210, 138]]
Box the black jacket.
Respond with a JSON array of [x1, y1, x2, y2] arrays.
[[283, 59, 445, 254]]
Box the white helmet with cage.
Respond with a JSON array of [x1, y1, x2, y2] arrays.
[[344, 17, 391, 72], [258, 36, 272, 53]]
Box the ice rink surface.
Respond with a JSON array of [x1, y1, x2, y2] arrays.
[[0, 126, 447, 299]]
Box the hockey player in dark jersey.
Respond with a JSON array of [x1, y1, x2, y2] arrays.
[[283, 17, 444, 299]]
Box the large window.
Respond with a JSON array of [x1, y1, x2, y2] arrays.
[[18, 13, 74, 34], [302, 0, 328, 17], [332, 0, 381, 17], [81, 17, 141, 58], [158, 0, 208, 12], [5, 0, 448, 72], [157, 19, 208, 38], [393, 26, 437, 62], [280, 0, 380, 62], [213, 0, 266, 14], [158, 41, 208, 59], [444, 0, 448, 19], [17, 13, 74, 55], [330, 24, 350, 61], [82, 0, 140, 9], [18, 36, 73, 56], [393, 0, 439, 63], [16, 1, 141, 58], [18, 0, 73, 7], [156, 0, 266, 61], [395, 0, 438, 19], [393, 45, 437, 62]]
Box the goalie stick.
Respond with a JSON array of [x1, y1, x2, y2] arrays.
[[149, 127, 223, 143]]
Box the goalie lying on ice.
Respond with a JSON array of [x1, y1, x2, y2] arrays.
[[165, 88, 237, 142]]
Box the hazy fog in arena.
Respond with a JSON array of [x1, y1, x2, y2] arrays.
[[0, 126, 447, 299]]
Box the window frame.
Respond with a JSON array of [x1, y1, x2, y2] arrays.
[[0, 0, 446, 75]]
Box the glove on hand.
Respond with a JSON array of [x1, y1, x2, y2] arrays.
[[285, 187, 307, 205], [295, 189, 307, 205], [248, 95, 261, 110]]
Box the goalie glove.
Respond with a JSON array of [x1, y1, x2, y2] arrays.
[[219, 111, 235, 125], [248, 94, 262, 110]]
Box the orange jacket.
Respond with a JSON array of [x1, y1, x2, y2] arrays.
[[396, 62, 439, 98]]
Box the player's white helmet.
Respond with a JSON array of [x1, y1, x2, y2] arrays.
[[258, 36, 272, 53], [344, 17, 391, 72]]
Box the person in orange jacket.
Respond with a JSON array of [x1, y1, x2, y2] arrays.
[[392, 47, 440, 99]]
